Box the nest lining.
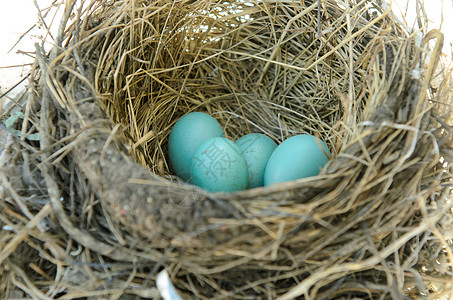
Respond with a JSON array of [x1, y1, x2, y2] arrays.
[[0, 0, 452, 299], [93, 0, 398, 175]]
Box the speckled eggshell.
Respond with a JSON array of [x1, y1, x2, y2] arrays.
[[168, 112, 225, 181], [190, 137, 248, 192], [236, 133, 277, 188], [264, 134, 330, 186]]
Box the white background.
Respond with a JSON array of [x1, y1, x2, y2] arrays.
[[0, 0, 59, 98], [0, 0, 452, 98]]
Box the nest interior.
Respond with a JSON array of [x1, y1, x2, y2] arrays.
[[1, 0, 453, 299], [96, 0, 391, 172]]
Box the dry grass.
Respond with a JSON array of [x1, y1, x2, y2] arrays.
[[1, 0, 453, 298]]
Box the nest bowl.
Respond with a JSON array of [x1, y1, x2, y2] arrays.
[[1, 0, 452, 298]]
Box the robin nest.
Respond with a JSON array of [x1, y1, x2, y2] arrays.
[[1, 0, 453, 298]]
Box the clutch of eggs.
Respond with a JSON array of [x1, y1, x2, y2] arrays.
[[168, 112, 331, 192]]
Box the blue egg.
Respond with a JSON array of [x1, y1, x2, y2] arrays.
[[236, 133, 277, 188], [264, 134, 330, 186], [169, 112, 225, 181], [190, 137, 248, 192]]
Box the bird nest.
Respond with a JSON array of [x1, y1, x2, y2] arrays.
[[1, 0, 453, 298]]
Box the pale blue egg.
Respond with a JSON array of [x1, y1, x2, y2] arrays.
[[264, 134, 330, 186], [236, 133, 277, 188], [169, 112, 224, 181], [190, 137, 248, 192]]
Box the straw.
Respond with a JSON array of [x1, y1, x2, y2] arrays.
[[1, 0, 452, 298]]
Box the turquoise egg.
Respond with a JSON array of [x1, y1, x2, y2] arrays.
[[190, 137, 248, 192], [168, 112, 225, 181], [264, 134, 330, 186], [236, 133, 277, 188]]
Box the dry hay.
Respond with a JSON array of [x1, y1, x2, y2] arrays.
[[1, 0, 453, 298]]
